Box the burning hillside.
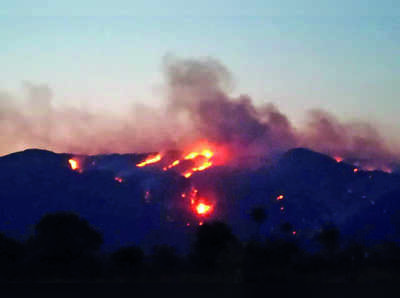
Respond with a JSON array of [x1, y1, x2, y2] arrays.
[[135, 141, 228, 178], [1, 56, 400, 251], [0, 146, 400, 251], [0, 56, 399, 174]]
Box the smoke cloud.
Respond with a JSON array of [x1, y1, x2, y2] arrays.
[[0, 55, 398, 170]]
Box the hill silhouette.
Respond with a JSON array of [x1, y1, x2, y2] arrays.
[[0, 147, 399, 251]]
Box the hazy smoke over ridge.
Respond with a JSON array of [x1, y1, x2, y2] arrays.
[[0, 56, 398, 170]]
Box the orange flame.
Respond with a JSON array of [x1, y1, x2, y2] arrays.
[[68, 159, 79, 171], [137, 141, 227, 179], [195, 202, 213, 215], [183, 172, 193, 178], [353, 168, 359, 173], [164, 159, 181, 171], [193, 161, 213, 172], [136, 154, 162, 167], [184, 152, 199, 160]]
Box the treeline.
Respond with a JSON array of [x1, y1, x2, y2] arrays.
[[1, 212, 400, 283]]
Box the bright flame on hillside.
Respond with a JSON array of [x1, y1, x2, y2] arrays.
[[196, 202, 212, 215], [68, 159, 79, 171], [193, 161, 213, 172], [135, 140, 228, 179], [183, 172, 193, 178], [180, 187, 215, 218], [136, 154, 162, 167]]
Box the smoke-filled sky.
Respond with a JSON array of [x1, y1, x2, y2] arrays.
[[0, 1, 399, 161]]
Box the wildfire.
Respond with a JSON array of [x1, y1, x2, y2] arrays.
[[136, 154, 162, 167], [185, 149, 214, 160], [68, 158, 80, 171], [196, 202, 212, 215], [183, 172, 193, 178], [184, 152, 199, 160], [180, 187, 215, 218], [135, 141, 228, 179], [179, 147, 217, 178], [192, 161, 213, 172], [334, 156, 343, 163], [163, 160, 180, 171]]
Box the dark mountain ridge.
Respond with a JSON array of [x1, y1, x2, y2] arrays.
[[0, 147, 399, 251]]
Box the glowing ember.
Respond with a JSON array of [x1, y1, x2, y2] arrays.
[[183, 172, 193, 178], [136, 154, 162, 167], [276, 194, 284, 201], [68, 159, 79, 171], [280, 206, 285, 211], [164, 159, 181, 171], [334, 156, 343, 163], [292, 231, 297, 236], [199, 221, 204, 226], [186, 222, 191, 227], [196, 202, 212, 215], [200, 149, 214, 159], [156, 141, 227, 179], [353, 168, 359, 173], [184, 152, 199, 160], [193, 161, 213, 172], [114, 177, 123, 183]]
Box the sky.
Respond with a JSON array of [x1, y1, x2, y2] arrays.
[[0, 1, 399, 145]]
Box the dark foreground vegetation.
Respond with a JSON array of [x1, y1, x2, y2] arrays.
[[2, 212, 400, 297]]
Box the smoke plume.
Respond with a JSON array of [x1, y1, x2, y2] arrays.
[[0, 55, 398, 170]]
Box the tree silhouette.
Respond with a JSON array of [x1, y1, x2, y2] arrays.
[[0, 233, 24, 280], [151, 245, 181, 276], [110, 246, 144, 278], [250, 207, 267, 239], [316, 225, 340, 257], [30, 212, 103, 278], [191, 221, 237, 272]]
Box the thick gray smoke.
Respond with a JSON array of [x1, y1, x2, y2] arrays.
[[164, 56, 398, 169], [0, 56, 398, 170], [164, 56, 297, 158]]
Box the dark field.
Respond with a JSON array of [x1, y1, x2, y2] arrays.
[[1, 282, 400, 298]]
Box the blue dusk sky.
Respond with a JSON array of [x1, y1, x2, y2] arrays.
[[0, 1, 399, 144]]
